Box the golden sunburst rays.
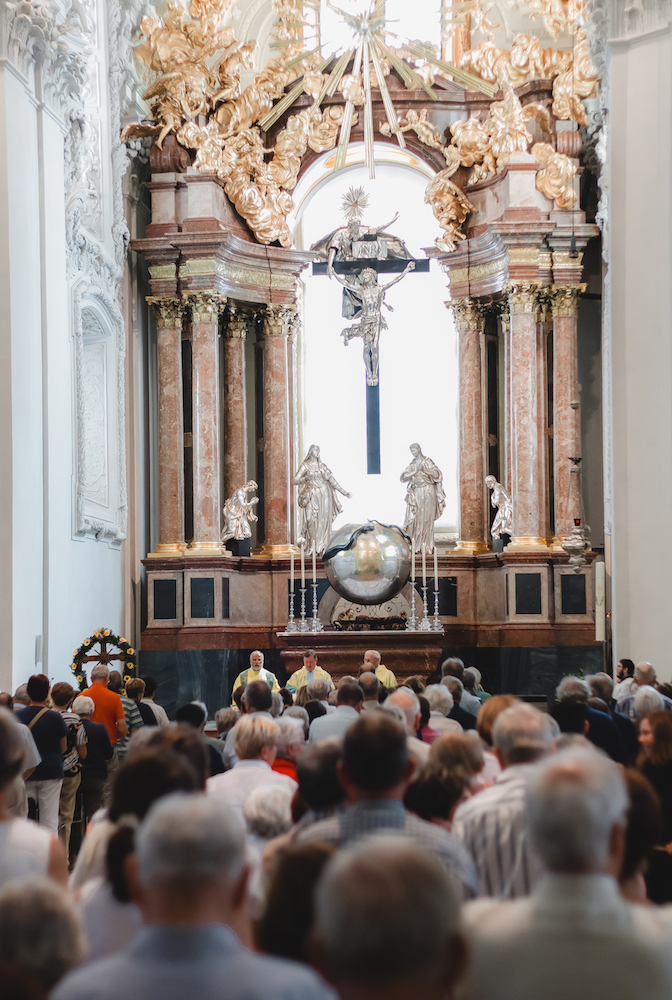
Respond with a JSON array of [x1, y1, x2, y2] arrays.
[[341, 184, 370, 219]]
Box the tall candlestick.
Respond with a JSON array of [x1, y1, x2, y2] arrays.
[[312, 541, 317, 583], [421, 543, 427, 587], [411, 538, 415, 582], [301, 544, 305, 588], [290, 547, 294, 591], [433, 545, 438, 591]]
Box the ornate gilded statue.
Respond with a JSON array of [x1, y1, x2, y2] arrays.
[[485, 475, 513, 539], [401, 444, 446, 552], [327, 263, 415, 386], [221, 481, 259, 543], [294, 445, 351, 556]]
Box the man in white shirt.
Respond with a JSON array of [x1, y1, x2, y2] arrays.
[[139, 677, 170, 728], [358, 672, 381, 713], [452, 702, 557, 898], [616, 661, 672, 719], [309, 683, 363, 742], [461, 749, 672, 1000], [207, 715, 295, 814]]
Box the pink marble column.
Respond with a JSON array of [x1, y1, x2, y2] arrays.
[[189, 291, 226, 553], [450, 299, 488, 552], [148, 297, 185, 555], [507, 282, 547, 548], [550, 285, 584, 542], [258, 304, 295, 556], [223, 304, 249, 500]]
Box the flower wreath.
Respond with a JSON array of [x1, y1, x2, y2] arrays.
[[70, 628, 137, 693]]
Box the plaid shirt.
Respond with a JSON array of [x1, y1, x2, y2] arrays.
[[296, 799, 477, 897]]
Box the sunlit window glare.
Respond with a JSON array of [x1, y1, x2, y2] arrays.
[[318, 0, 442, 53]]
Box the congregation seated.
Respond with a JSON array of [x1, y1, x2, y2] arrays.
[[424, 684, 462, 735], [308, 682, 363, 742], [441, 676, 478, 730], [382, 687, 430, 763], [207, 716, 296, 815]]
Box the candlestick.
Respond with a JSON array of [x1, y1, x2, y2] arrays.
[[312, 541, 317, 583], [411, 538, 415, 582], [301, 544, 305, 588], [290, 547, 294, 590], [421, 543, 427, 587], [433, 545, 438, 591]]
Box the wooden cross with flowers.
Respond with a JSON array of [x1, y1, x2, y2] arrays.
[[71, 628, 137, 693]]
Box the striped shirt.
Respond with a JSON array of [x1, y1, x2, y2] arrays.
[[616, 690, 672, 720], [452, 766, 542, 899], [59, 710, 87, 773], [116, 695, 144, 759]]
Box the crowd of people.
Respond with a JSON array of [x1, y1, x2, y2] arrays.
[[2, 649, 672, 998]]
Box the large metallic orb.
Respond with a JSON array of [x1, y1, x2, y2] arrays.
[[323, 522, 411, 606]]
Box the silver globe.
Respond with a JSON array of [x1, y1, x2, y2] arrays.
[[322, 522, 411, 606]]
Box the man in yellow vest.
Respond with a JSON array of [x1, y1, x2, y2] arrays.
[[232, 650, 280, 694], [363, 649, 397, 689], [287, 649, 334, 694]]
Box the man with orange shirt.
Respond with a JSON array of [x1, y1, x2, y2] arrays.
[[82, 663, 127, 807]]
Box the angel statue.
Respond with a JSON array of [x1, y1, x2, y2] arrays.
[[221, 481, 259, 543], [327, 263, 415, 386], [294, 445, 351, 556], [400, 443, 446, 553], [485, 475, 513, 539]]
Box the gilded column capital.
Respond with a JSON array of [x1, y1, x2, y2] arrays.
[[547, 284, 587, 318], [260, 303, 298, 339], [506, 281, 542, 314], [148, 296, 184, 328], [225, 304, 254, 340], [187, 291, 227, 323], [448, 298, 487, 333]]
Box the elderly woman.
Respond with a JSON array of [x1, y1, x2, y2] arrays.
[[206, 716, 296, 814], [423, 685, 461, 736]]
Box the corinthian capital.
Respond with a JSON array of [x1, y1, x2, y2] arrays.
[[506, 281, 541, 314], [148, 296, 184, 328], [188, 291, 227, 323], [260, 303, 298, 339], [547, 284, 587, 318], [448, 298, 487, 332], [225, 304, 254, 340]]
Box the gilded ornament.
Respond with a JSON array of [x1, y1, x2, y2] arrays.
[[532, 142, 577, 210], [548, 284, 586, 317], [339, 74, 366, 106], [380, 109, 443, 150], [425, 170, 474, 252], [308, 106, 351, 153], [450, 117, 496, 183], [507, 281, 541, 313]]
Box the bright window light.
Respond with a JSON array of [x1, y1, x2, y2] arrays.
[[319, 0, 442, 53]]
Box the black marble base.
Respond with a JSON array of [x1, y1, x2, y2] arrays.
[[441, 645, 605, 700]]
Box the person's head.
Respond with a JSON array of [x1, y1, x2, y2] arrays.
[[337, 682, 363, 710], [133, 794, 248, 923], [404, 762, 469, 825], [145, 726, 208, 790], [175, 702, 206, 731], [107, 670, 123, 694], [441, 675, 463, 705], [243, 785, 294, 840], [307, 678, 330, 703], [550, 701, 588, 734], [232, 715, 279, 764], [340, 713, 411, 800], [232, 686, 245, 712], [108, 747, 199, 823], [362, 650, 381, 672], [270, 692, 283, 718], [384, 688, 421, 736], [274, 716, 305, 761], [26, 674, 49, 705], [634, 685, 664, 719], [620, 769, 663, 887], [638, 710, 672, 766], [424, 684, 453, 718], [492, 703, 557, 767], [71, 695, 94, 719], [440, 657, 465, 681], [555, 676, 590, 704], [250, 650, 265, 670], [0, 709, 27, 795], [141, 676, 158, 698], [429, 731, 484, 777], [358, 671, 380, 700], [90, 663, 109, 684], [302, 649, 318, 673], [528, 749, 628, 875], [282, 705, 310, 740], [279, 688, 293, 708], [403, 674, 426, 695], [418, 694, 431, 729], [50, 682, 75, 710], [587, 697, 610, 715], [243, 679, 273, 714], [635, 662, 656, 687], [125, 678, 146, 703], [587, 672, 614, 704], [215, 708, 238, 735], [0, 693, 12, 711], [295, 737, 346, 812], [313, 838, 466, 998], [616, 658, 635, 681], [13, 684, 29, 707], [463, 667, 480, 691], [475, 694, 517, 746], [0, 877, 86, 995]]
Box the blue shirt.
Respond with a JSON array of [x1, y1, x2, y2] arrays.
[[52, 924, 336, 1000]]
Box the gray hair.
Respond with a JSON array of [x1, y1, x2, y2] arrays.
[[492, 704, 557, 764], [136, 793, 246, 885], [383, 689, 421, 735], [634, 685, 664, 718], [250, 649, 265, 666], [441, 676, 463, 703], [381, 700, 408, 730], [527, 749, 628, 873], [463, 667, 481, 690], [0, 876, 86, 993], [283, 705, 310, 739], [270, 692, 284, 718], [586, 672, 613, 703], [424, 684, 453, 717], [635, 662, 656, 686], [307, 678, 330, 702], [364, 649, 382, 665], [314, 837, 461, 983], [215, 707, 238, 734], [274, 716, 305, 756], [243, 785, 294, 839], [13, 684, 29, 706], [72, 695, 95, 717], [555, 676, 591, 704], [90, 663, 109, 681]]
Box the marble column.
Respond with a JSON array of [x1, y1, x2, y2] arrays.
[[258, 304, 296, 557], [450, 299, 489, 553], [506, 282, 547, 548], [223, 304, 250, 501], [550, 285, 585, 543], [148, 297, 186, 556], [188, 291, 226, 553]]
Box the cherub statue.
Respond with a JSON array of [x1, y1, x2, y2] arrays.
[[327, 262, 415, 386], [221, 480, 259, 543], [485, 475, 513, 539]]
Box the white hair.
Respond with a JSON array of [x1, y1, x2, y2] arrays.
[[136, 793, 246, 885], [250, 649, 265, 665], [243, 785, 294, 839], [270, 692, 284, 718], [527, 749, 628, 873], [364, 649, 382, 665], [555, 676, 590, 704], [274, 716, 305, 756], [90, 663, 109, 681], [492, 704, 557, 764], [634, 685, 664, 718], [384, 690, 420, 735], [282, 705, 310, 739], [635, 662, 656, 686], [463, 667, 481, 688], [424, 684, 453, 717], [381, 701, 408, 730], [72, 695, 95, 717], [307, 678, 330, 701]]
